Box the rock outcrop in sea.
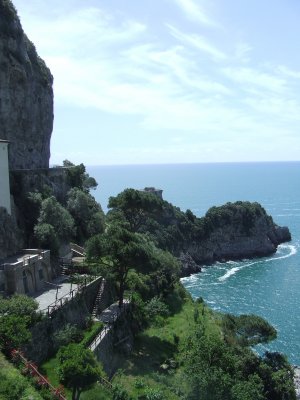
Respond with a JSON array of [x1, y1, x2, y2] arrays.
[[0, 0, 53, 170], [108, 190, 292, 277], [186, 204, 291, 268]]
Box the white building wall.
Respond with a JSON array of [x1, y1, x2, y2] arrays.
[[0, 141, 11, 214]]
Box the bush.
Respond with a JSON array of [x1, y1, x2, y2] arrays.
[[112, 384, 132, 400], [145, 297, 170, 320], [53, 324, 83, 347], [144, 387, 163, 400], [81, 322, 103, 348]]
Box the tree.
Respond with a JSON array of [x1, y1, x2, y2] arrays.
[[63, 160, 98, 192], [67, 187, 105, 244], [87, 222, 179, 307], [34, 223, 59, 254], [182, 324, 241, 400], [231, 374, 265, 400], [222, 314, 277, 346], [57, 343, 103, 400], [108, 189, 163, 232], [34, 196, 75, 252], [37, 196, 75, 240], [87, 224, 151, 307], [0, 294, 39, 325], [0, 315, 31, 352], [258, 352, 296, 400]]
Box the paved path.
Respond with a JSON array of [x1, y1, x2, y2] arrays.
[[33, 277, 77, 312], [97, 300, 130, 324]]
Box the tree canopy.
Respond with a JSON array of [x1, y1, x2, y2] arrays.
[[58, 343, 104, 400], [86, 221, 179, 306], [63, 160, 98, 192], [67, 187, 105, 244]]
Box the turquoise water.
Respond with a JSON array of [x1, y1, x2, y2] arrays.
[[88, 162, 300, 364]]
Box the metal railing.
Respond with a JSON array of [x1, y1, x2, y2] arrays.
[[89, 300, 131, 351], [10, 350, 67, 400], [45, 276, 100, 317]]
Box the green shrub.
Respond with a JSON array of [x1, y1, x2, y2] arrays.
[[145, 297, 170, 319], [53, 324, 83, 347], [81, 322, 103, 348], [112, 384, 132, 400], [144, 387, 163, 400]]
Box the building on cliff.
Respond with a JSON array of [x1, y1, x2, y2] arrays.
[[141, 187, 163, 199], [0, 139, 11, 214], [0, 249, 51, 295]]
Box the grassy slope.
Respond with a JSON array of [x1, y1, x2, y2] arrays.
[[0, 351, 43, 400], [113, 294, 220, 399]]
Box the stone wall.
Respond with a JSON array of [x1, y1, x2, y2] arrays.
[[24, 277, 102, 363], [11, 167, 71, 204], [0, 206, 22, 261]]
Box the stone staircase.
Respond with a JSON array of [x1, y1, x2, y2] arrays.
[[59, 258, 72, 276], [92, 278, 106, 318], [70, 243, 85, 257]]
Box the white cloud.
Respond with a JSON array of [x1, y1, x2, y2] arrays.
[[172, 0, 218, 27], [277, 66, 300, 79], [167, 24, 227, 61], [222, 67, 286, 93], [14, 0, 300, 164], [235, 43, 252, 63]]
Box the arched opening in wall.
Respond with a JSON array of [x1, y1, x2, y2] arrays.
[[22, 270, 28, 293], [22, 269, 35, 294], [40, 262, 50, 282]]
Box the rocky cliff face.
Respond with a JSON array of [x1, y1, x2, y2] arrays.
[[187, 214, 291, 267], [0, 206, 23, 261], [0, 0, 53, 170]]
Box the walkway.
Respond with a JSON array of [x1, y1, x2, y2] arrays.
[[33, 276, 77, 312]]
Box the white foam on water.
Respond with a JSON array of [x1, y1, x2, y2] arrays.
[[265, 244, 297, 262], [218, 244, 297, 282], [218, 261, 257, 282]]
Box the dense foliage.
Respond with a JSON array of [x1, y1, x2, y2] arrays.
[[63, 160, 98, 192], [67, 188, 105, 244], [183, 319, 295, 400], [11, 161, 104, 252], [0, 295, 39, 352], [222, 313, 277, 346], [0, 351, 43, 400], [86, 221, 180, 306]]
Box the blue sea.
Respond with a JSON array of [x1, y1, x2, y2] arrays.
[[87, 162, 300, 364]]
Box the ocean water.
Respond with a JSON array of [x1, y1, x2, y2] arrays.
[[87, 162, 300, 364]]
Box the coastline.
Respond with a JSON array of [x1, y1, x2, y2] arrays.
[[295, 367, 300, 399]]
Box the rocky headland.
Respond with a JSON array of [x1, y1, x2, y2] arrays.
[[108, 190, 292, 277], [185, 203, 291, 272]]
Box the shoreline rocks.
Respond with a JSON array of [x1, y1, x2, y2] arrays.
[[294, 367, 300, 399]]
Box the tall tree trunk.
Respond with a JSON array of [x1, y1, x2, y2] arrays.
[[118, 277, 124, 308]]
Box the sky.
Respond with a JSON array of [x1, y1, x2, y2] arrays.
[[12, 0, 300, 165]]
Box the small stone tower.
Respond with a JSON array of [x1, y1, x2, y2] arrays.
[[0, 139, 11, 214]]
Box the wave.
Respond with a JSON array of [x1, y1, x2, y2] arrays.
[[218, 244, 297, 282], [275, 214, 300, 217], [218, 261, 257, 282]]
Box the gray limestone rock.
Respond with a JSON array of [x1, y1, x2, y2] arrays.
[[0, 0, 53, 170]]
